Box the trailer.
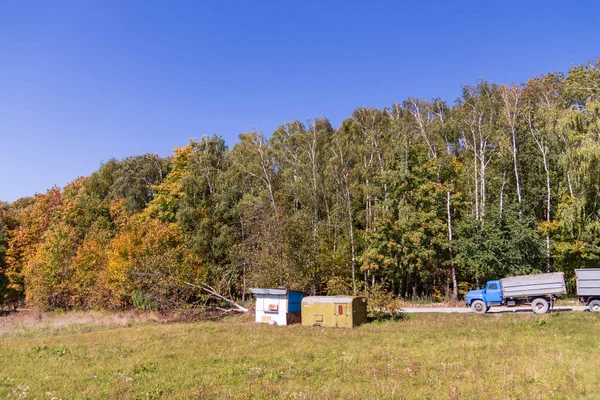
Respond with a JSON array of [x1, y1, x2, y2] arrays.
[[301, 296, 367, 328], [575, 269, 600, 312], [466, 272, 566, 314]]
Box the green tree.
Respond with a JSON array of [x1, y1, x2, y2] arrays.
[[0, 205, 9, 307], [110, 154, 169, 214], [177, 136, 242, 295]]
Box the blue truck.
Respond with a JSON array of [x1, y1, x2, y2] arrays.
[[466, 272, 566, 314]]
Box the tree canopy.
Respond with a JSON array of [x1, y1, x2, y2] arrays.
[[2, 59, 600, 310]]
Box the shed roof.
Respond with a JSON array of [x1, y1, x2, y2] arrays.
[[302, 295, 363, 304], [250, 288, 303, 295]]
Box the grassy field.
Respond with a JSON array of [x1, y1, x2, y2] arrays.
[[1, 311, 600, 399]]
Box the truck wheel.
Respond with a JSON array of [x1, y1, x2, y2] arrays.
[[589, 300, 600, 312], [471, 300, 486, 314], [531, 298, 549, 314]]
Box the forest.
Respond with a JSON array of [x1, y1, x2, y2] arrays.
[[1, 60, 599, 311]]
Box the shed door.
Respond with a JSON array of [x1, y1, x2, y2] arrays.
[[334, 303, 350, 328]]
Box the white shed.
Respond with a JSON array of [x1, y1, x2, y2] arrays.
[[249, 288, 304, 325]]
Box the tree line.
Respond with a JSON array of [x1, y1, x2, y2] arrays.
[[1, 60, 600, 310]]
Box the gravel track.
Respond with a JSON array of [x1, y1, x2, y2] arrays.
[[402, 305, 589, 313]]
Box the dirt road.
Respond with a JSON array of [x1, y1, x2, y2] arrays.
[[402, 305, 589, 313]]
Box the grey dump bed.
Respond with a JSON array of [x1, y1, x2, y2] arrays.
[[576, 269, 600, 296], [501, 272, 566, 298]]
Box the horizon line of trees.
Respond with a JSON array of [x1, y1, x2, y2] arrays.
[[1, 59, 600, 310]]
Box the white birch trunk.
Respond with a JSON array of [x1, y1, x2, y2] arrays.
[[447, 190, 457, 299], [511, 128, 523, 209], [500, 169, 507, 216]]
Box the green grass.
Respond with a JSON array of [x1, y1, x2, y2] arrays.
[[2, 312, 600, 399]]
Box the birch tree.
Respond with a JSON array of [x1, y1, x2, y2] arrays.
[[459, 82, 501, 224], [500, 84, 525, 213], [524, 74, 563, 272]]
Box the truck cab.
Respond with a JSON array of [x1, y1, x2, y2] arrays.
[[466, 280, 503, 312], [466, 272, 565, 314]]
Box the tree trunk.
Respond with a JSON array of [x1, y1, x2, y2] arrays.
[[527, 112, 552, 272], [479, 141, 487, 223], [567, 172, 574, 197], [499, 170, 507, 216], [345, 176, 357, 295], [501, 86, 523, 214], [511, 128, 523, 212], [543, 151, 552, 272], [242, 263, 246, 303], [447, 191, 458, 300], [451, 264, 458, 300], [473, 148, 480, 221], [240, 218, 246, 302]]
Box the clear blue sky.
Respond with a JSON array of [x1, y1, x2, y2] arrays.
[[1, 1, 599, 202]]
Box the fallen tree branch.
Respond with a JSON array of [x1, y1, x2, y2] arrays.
[[132, 271, 248, 313], [180, 280, 248, 312], [206, 306, 239, 313]]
